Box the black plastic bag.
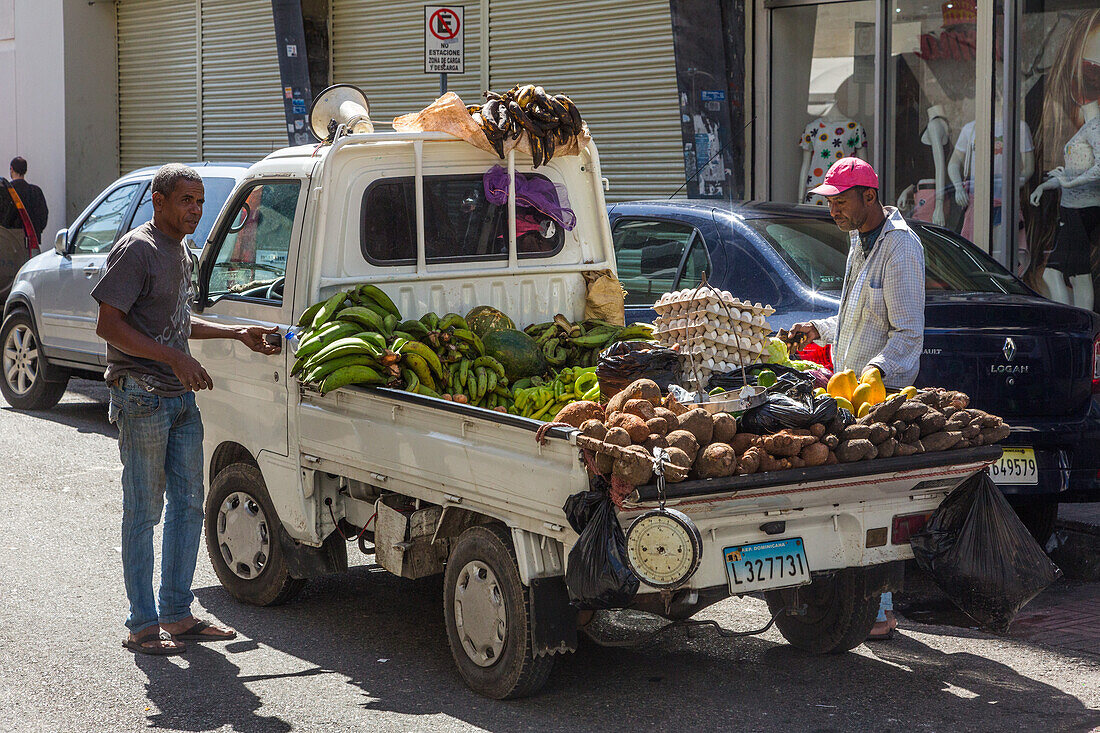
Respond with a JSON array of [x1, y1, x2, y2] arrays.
[[739, 392, 841, 434], [562, 486, 639, 610], [911, 472, 1062, 634], [597, 341, 680, 397]]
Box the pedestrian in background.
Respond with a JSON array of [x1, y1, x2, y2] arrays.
[[92, 163, 281, 655], [6, 156, 48, 241]]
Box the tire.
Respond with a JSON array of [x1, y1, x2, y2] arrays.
[[443, 524, 555, 699], [764, 569, 880, 654], [1013, 501, 1057, 546], [204, 462, 305, 606], [0, 310, 67, 410]]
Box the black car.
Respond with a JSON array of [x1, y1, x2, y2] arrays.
[[609, 200, 1100, 542]]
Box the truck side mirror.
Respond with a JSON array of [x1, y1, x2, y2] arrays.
[[54, 228, 69, 258]]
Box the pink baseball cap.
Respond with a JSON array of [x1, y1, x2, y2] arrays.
[[809, 157, 879, 197]]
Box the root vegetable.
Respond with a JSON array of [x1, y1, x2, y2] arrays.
[[895, 401, 930, 422], [836, 438, 877, 462], [646, 416, 670, 437], [662, 395, 689, 416], [841, 424, 872, 441], [695, 443, 737, 479], [624, 399, 656, 421], [891, 420, 908, 435], [613, 445, 654, 486], [861, 393, 906, 424], [642, 434, 669, 454], [552, 400, 605, 427], [730, 432, 761, 453], [980, 425, 1011, 444], [877, 438, 898, 459], [654, 407, 680, 425], [922, 431, 962, 452], [678, 408, 714, 446], [737, 446, 765, 474], [918, 411, 947, 437], [666, 430, 700, 464], [902, 424, 922, 444], [664, 447, 692, 482], [822, 434, 839, 449], [608, 379, 662, 413], [712, 413, 738, 444], [800, 442, 830, 467], [961, 424, 980, 439], [824, 450, 839, 465], [759, 453, 793, 472], [604, 426, 632, 447], [788, 456, 806, 469], [609, 413, 650, 443], [579, 419, 607, 440], [762, 430, 818, 457], [867, 423, 892, 445], [895, 442, 918, 457], [809, 423, 827, 439]]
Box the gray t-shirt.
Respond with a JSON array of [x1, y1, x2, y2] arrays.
[[90, 221, 192, 396]]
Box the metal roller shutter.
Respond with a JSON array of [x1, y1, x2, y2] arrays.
[[489, 0, 683, 201], [117, 0, 198, 174], [200, 0, 287, 163], [331, 1, 483, 128]]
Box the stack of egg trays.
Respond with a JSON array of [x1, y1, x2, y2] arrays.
[[652, 288, 775, 389]]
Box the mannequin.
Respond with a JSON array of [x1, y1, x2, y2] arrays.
[[948, 85, 1035, 261], [798, 102, 867, 205], [1030, 10, 1100, 310], [900, 105, 952, 224]]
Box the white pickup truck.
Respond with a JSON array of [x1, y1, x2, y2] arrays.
[[189, 93, 999, 699]]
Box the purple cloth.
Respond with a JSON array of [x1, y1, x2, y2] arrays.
[[483, 165, 577, 231]]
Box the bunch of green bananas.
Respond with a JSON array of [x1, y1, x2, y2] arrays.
[[523, 315, 656, 369], [512, 366, 600, 420]]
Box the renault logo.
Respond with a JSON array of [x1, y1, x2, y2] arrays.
[[1003, 338, 1017, 362]]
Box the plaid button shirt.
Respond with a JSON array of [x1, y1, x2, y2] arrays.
[[811, 207, 925, 388]]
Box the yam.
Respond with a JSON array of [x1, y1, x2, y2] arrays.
[[824, 450, 839, 465], [788, 456, 807, 469], [902, 424, 922, 444], [895, 442, 918, 457], [918, 410, 947, 437], [862, 393, 906, 424], [759, 453, 792, 472], [613, 445, 654, 486], [841, 424, 872, 441], [980, 425, 1011, 444], [623, 399, 656, 421], [762, 430, 818, 457], [677, 408, 714, 446], [809, 423, 827, 439], [891, 420, 908, 436], [662, 395, 689, 416], [822, 434, 839, 449], [895, 401, 930, 422], [645, 417, 670, 437], [666, 430, 700, 464], [836, 438, 877, 462], [552, 400, 605, 428], [579, 419, 607, 441], [730, 432, 761, 454], [642, 434, 669, 454], [695, 442, 737, 478], [922, 431, 962, 452], [800, 441, 830, 467], [712, 413, 738, 444], [737, 446, 766, 475], [608, 412, 650, 443], [971, 411, 1001, 428], [618, 379, 663, 408], [949, 391, 970, 409], [956, 438, 971, 449], [961, 424, 981, 439], [867, 423, 892, 445], [664, 447, 692, 482], [603, 426, 632, 448], [877, 437, 898, 459], [942, 406, 957, 418], [827, 416, 848, 436], [654, 406, 680, 425]]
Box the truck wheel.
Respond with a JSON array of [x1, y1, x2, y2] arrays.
[[0, 310, 67, 410], [764, 569, 879, 654], [1013, 502, 1057, 546], [204, 462, 305, 606], [443, 524, 555, 699]]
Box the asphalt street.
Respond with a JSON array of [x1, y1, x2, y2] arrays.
[[1, 380, 1098, 732]]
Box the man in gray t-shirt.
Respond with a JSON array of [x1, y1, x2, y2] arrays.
[[92, 164, 279, 655]]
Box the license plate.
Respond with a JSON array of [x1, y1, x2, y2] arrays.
[[723, 537, 810, 594], [989, 447, 1038, 485]]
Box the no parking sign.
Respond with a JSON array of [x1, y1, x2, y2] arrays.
[[425, 5, 464, 74]]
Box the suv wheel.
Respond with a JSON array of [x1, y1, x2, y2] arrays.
[[0, 311, 67, 410]]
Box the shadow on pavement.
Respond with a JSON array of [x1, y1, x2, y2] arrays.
[[1, 379, 115, 437], [192, 564, 1100, 732]]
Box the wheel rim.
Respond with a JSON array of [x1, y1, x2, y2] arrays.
[[453, 560, 508, 667], [3, 324, 39, 396], [217, 491, 271, 580]]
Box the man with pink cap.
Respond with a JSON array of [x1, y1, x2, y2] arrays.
[[790, 157, 926, 640]]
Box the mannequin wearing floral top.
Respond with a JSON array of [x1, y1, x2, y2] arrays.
[[798, 105, 867, 205]]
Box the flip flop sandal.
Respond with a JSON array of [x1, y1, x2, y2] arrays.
[[169, 619, 237, 642], [123, 631, 186, 656]]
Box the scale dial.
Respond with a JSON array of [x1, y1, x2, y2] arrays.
[[625, 508, 702, 589]]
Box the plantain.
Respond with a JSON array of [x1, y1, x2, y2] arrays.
[[420, 311, 440, 330], [402, 352, 436, 391], [294, 321, 361, 362], [356, 284, 400, 318], [542, 132, 555, 164], [336, 305, 386, 333], [398, 340, 443, 379], [471, 356, 506, 380], [475, 366, 488, 401], [615, 323, 657, 341], [554, 94, 582, 135], [531, 135, 545, 168], [311, 291, 348, 329], [303, 353, 382, 385], [307, 335, 384, 367], [320, 364, 385, 394], [484, 90, 503, 102], [296, 300, 326, 329]]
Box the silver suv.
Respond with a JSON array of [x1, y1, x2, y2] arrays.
[[0, 163, 248, 409]]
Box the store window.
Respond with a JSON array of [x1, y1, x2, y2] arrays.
[[769, 1, 876, 206], [1018, 5, 1100, 313]]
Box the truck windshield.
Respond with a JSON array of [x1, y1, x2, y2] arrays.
[[744, 217, 1030, 295], [360, 173, 565, 265]]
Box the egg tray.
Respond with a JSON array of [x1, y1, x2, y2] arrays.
[[653, 289, 776, 319]]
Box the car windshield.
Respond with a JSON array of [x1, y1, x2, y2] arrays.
[[744, 217, 1030, 295], [129, 176, 239, 249]]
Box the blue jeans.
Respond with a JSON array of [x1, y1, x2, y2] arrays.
[[109, 376, 205, 634], [877, 591, 894, 623]]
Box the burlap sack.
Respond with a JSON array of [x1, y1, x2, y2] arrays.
[[582, 269, 626, 326], [392, 92, 591, 160]]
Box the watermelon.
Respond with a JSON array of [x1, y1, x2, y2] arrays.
[[465, 305, 515, 340], [482, 329, 546, 380]]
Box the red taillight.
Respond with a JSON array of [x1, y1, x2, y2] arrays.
[[1093, 335, 1100, 394], [891, 511, 933, 545]]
